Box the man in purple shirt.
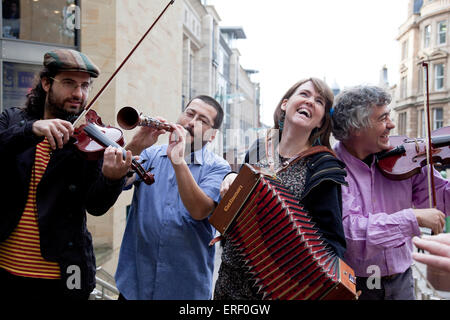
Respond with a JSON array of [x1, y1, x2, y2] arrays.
[[331, 85, 448, 300]]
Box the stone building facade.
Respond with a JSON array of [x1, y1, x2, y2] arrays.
[[181, 2, 261, 169], [395, 0, 450, 138]]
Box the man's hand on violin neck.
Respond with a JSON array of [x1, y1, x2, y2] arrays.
[[32, 119, 74, 150], [414, 208, 446, 235], [101, 146, 132, 181]]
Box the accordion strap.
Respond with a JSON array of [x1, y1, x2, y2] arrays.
[[265, 128, 336, 174], [278, 145, 336, 171]]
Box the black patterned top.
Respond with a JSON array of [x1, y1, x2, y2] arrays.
[[213, 156, 308, 300]]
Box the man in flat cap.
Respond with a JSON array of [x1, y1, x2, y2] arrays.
[[0, 49, 132, 299]]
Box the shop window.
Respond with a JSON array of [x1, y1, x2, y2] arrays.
[[2, 0, 79, 46], [2, 61, 41, 110]]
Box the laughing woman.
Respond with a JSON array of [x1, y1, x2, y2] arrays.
[[213, 78, 348, 300]]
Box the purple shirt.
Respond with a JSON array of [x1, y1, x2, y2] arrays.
[[334, 142, 450, 277]]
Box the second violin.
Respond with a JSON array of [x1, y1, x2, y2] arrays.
[[376, 126, 450, 180]]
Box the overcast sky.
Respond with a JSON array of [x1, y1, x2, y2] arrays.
[[208, 0, 410, 126]]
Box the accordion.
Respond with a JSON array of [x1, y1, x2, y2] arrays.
[[210, 164, 356, 300]]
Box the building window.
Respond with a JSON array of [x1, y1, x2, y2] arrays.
[[437, 21, 447, 45], [419, 109, 426, 137], [3, 61, 41, 110], [418, 67, 423, 94], [400, 76, 407, 99], [433, 108, 443, 130], [398, 112, 407, 135], [435, 63, 444, 91], [212, 23, 217, 65], [424, 25, 431, 48], [401, 39, 408, 60], [189, 53, 194, 100], [2, 0, 79, 46]]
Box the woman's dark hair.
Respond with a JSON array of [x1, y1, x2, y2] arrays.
[[24, 67, 56, 119], [272, 77, 334, 149]]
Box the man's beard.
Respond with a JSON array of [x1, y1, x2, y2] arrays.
[[46, 88, 85, 122]]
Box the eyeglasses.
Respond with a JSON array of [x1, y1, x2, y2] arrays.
[[183, 109, 214, 127], [50, 77, 92, 93]]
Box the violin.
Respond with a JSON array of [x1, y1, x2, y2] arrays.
[[73, 110, 155, 185], [376, 126, 450, 181]]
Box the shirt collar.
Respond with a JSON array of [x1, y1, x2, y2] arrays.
[[336, 141, 376, 168]]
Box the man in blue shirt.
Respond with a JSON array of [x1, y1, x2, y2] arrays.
[[115, 95, 231, 299]]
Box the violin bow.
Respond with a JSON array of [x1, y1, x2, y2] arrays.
[[422, 61, 437, 209], [72, 0, 175, 128]]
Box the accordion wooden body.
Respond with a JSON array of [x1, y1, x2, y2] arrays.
[[210, 164, 356, 300]]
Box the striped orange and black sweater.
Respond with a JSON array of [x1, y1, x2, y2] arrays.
[[0, 139, 60, 279]]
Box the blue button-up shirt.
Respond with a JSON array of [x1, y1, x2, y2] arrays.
[[115, 144, 230, 300]]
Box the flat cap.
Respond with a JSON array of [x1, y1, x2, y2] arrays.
[[44, 49, 100, 78]]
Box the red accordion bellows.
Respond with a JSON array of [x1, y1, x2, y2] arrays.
[[210, 164, 356, 300]]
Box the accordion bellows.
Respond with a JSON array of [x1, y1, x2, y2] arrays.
[[210, 164, 356, 300]]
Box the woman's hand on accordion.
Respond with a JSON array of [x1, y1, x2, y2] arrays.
[[220, 172, 238, 198]]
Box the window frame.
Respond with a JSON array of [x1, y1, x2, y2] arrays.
[[400, 75, 408, 99], [437, 20, 447, 45], [398, 112, 407, 135], [419, 109, 426, 138], [418, 66, 423, 94], [434, 63, 445, 91], [424, 24, 431, 48], [433, 107, 444, 130], [401, 39, 409, 60]]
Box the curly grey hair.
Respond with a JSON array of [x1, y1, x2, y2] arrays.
[[331, 85, 392, 142]]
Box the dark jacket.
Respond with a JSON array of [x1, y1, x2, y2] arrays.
[[244, 138, 348, 258], [0, 107, 125, 298]]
